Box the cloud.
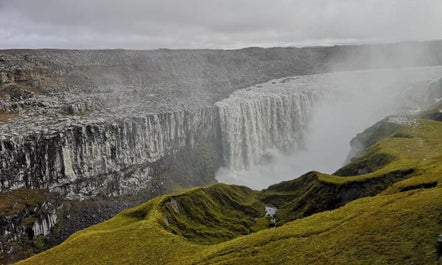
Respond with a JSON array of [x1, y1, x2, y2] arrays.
[[0, 0, 441, 49]]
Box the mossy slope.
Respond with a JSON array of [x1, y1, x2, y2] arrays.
[[260, 168, 415, 225], [16, 112, 442, 265], [161, 184, 264, 244], [192, 187, 442, 265]]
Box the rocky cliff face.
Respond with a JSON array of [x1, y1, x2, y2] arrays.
[[0, 189, 62, 264], [0, 46, 343, 198], [0, 107, 220, 199]]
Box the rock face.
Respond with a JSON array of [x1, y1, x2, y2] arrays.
[[0, 201, 59, 243], [0, 107, 220, 199], [1, 45, 442, 199], [0, 74, 333, 199], [0, 189, 62, 264], [0, 46, 347, 198], [31, 210, 57, 237]]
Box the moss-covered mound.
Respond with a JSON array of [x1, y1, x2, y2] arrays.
[[16, 111, 442, 265], [161, 184, 264, 244], [260, 168, 415, 225]]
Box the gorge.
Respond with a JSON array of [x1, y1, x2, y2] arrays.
[[1, 41, 442, 263]]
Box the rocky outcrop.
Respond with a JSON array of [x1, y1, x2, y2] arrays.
[[0, 206, 58, 243], [0, 189, 62, 264], [31, 210, 57, 237], [0, 69, 42, 86]]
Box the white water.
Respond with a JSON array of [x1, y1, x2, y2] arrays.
[[265, 205, 278, 228], [216, 81, 322, 170], [216, 66, 442, 190]]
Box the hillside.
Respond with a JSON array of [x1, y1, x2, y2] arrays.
[[15, 105, 442, 265]]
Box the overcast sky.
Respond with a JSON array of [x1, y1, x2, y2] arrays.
[[0, 0, 441, 49]]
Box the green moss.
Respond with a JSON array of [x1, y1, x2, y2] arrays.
[[0, 189, 58, 216], [23, 217, 38, 227], [250, 217, 272, 232], [192, 187, 442, 265], [32, 236, 47, 252], [334, 152, 395, 176], [161, 184, 265, 244], [391, 132, 413, 138]]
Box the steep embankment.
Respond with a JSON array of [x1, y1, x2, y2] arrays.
[[17, 106, 442, 265]]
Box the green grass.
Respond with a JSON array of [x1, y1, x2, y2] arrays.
[[15, 114, 442, 265], [191, 187, 442, 265]]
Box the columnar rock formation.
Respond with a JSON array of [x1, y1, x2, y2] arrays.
[[0, 108, 220, 199]]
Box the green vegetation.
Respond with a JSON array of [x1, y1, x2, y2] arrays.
[[161, 184, 264, 244], [0, 189, 58, 216], [15, 111, 442, 265], [334, 152, 395, 176]]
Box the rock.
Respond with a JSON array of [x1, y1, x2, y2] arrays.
[[0, 107, 221, 198], [437, 234, 442, 257]]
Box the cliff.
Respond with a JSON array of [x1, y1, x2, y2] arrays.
[[2, 42, 442, 199]]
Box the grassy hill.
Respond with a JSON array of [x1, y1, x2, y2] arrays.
[[16, 109, 442, 264]]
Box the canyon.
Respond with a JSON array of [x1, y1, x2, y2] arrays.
[[1, 41, 442, 263]]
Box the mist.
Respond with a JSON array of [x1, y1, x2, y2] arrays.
[[216, 66, 442, 190]]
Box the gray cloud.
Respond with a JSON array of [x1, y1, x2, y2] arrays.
[[0, 0, 441, 49]]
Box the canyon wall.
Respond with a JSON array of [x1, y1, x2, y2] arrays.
[[1, 42, 442, 199], [0, 108, 220, 199]]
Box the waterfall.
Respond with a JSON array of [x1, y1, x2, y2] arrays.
[[216, 78, 322, 170], [216, 66, 442, 190]]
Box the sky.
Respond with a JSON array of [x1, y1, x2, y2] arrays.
[[0, 0, 441, 49]]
